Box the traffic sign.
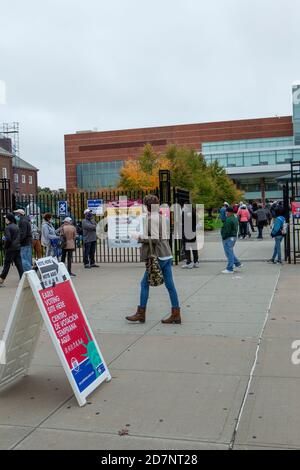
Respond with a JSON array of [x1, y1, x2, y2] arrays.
[[57, 200, 68, 217], [87, 199, 104, 215]]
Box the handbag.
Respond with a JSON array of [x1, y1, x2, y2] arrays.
[[59, 229, 67, 249], [145, 238, 164, 287]]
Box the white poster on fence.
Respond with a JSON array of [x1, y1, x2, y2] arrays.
[[107, 202, 144, 248]]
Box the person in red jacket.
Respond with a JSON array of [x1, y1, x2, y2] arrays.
[[237, 204, 250, 239]]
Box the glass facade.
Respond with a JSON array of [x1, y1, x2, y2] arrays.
[[202, 137, 300, 168], [77, 161, 124, 190], [293, 83, 300, 145], [202, 137, 293, 153], [236, 178, 282, 199]]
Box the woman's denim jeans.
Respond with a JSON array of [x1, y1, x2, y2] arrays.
[[140, 258, 180, 308], [272, 236, 283, 262]]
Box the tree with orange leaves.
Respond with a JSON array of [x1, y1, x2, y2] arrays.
[[118, 144, 172, 191]]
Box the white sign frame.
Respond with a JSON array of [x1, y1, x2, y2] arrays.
[[0, 263, 111, 407]]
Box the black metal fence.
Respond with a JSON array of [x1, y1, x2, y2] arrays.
[[0, 178, 12, 265], [0, 186, 190, 266]]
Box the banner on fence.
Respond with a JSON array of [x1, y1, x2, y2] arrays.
[[107, 202, 144, 248]]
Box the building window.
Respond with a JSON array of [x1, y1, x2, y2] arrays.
[[22, 175, 26, 183], [76, 160, 124, 190], [14, 173, 19, 183], [2, 167, 7, 178], [29, 175, 33, 185]]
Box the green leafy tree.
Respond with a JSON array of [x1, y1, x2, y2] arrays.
[[118, 144, 243, 210]]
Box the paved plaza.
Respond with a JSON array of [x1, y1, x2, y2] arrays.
[[0, 237, 299, 450]]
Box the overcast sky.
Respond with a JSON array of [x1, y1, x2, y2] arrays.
[[1, 0, 300, 188]]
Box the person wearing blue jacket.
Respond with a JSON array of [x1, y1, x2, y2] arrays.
[[269, 206, 286, 264]]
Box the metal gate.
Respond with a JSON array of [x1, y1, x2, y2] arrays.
[[0, 182, 192, 266], [173, 187, 191, 265], [0, 178, 11, 265], [282, 161, 300, 264]]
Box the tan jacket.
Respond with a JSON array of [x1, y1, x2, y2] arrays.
[[139, 213, 172, 262], [60, 223, 76, 250]]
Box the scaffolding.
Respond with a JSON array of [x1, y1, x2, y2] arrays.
[[0, 122, 20, 193]]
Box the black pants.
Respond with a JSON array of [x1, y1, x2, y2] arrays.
[[83, 241, 96, 266], [185, 249, 199, 264], [0, 250, 24, 280], [61, 249, 74, 273], [184, 240, 199, 264], [240, 221, 248, 238], [257, 221, 265, 239]]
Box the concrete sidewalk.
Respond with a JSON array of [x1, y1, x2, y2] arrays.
[[0, 237, 299, 450]]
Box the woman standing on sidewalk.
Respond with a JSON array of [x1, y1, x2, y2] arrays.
[[237, 204, 250, 239], [269, 206, 286, 264], [58, 217, 77, 276], [126, 194, 181, 325], [41, 213, 60, 256]]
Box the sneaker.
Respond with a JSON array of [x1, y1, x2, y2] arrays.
[[222, 269, 234, 274], [235, 263, 244, 269], [267, 259, 277, 264], [182, 263, 194, 269], [193, 262, 200, 268], [69, 273, 77, 277], [90, 264, 100, 268], [84, 265, 91, 269]]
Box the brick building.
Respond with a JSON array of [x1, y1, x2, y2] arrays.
[[65, 83, 300, 201], [12, 157, 39, 197], [0, 130, 39, 199], [0, 146, 13, 181]]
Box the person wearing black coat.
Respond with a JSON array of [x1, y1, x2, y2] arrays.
[[181, 205, 199, 269], [0, 213, 24, 286], [14, 209, 32, 272]]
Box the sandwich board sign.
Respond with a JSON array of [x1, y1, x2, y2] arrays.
[[0, 260, 111, 406]]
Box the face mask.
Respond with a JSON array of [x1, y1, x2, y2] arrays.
[[15, 215, 20, 222]]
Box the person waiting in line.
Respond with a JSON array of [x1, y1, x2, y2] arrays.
[[254, 204, 268, 240], [41, 213, 60, 256], [182, 204, 200, 269], [0, 213, 24, 287], [30, 216, 42, 260], [268, 206, 286, 264], [219, 202, 229, 224], [58, 217, 77, 277], [247, 202, 256, 233], [237, 204, 251, 239], [14, 209, 32, 272], [221, 205, 243, 274], [126, 194, 181, 325], [82, 209, 99, 269]]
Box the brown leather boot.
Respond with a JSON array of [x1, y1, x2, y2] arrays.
[[161, 307, 182, 324], [126, 306, 146, 323]]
